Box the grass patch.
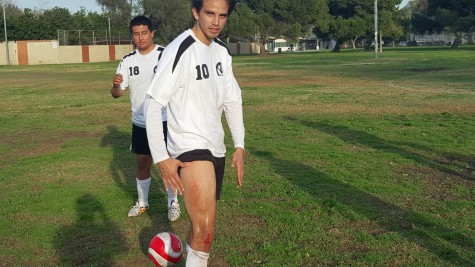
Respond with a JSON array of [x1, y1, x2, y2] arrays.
[[0, 46, 474, 266]]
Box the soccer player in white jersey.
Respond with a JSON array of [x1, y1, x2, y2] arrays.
[[110, 16, 180, 221], [144, 0, 244, 266]]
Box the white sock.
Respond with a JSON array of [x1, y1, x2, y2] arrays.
[[186, 244, 209, 267], [167, 185, 178, 207], [136, 177, 151, 207]]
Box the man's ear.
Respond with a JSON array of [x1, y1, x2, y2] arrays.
[[192, 7, 199, 21]]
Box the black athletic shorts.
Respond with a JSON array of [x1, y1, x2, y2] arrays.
[[131, 122, 167, 155], [176, 149, 225, 200]]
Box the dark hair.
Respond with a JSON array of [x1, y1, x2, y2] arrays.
[[129, 16, 155, 34], [192, 0, 237, 16]]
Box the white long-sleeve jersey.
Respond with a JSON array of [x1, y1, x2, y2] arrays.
[[145, 29, 245, 163]]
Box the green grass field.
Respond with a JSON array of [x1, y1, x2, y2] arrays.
[[1, 46, 474, 266]]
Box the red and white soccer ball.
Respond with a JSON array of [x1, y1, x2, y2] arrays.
[[148, 232, 183, 266]]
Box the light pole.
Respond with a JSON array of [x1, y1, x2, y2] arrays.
[[374, 0, 378, 59], [130, 0, 133, 19], [2, 0, 10, 64], [108, 17, 111, 45]]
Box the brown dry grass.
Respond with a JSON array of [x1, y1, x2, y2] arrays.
[[239, 68, 475, 116]]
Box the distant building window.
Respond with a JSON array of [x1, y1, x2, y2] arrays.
[[275, 42, 289, 48]]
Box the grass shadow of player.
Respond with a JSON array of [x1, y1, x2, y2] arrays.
[[101, 125, 149, 201], [252, 150, 474, 266], [249, 114, 474, 265], [53, 193, 127, 266], [101, 126, 179, 261], [288, 117, 474, 181]]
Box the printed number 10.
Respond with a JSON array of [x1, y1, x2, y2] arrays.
[[196, 64, 209, 80]]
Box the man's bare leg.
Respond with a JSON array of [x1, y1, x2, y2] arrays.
[[180, 161, 216, 266]]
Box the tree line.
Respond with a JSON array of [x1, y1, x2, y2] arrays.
[[1, 0, 474, 51]]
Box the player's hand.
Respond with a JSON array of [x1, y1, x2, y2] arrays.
[[157, 158, 189, 195], [111, 74, 124, 98], [112, 73, 123, 88], [231, 147, 245, 188]]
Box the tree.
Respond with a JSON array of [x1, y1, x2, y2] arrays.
[[0, 5, 115, 43], [375, 0, 405, 48], [325, 0, 402, 52], [1, 0, 21, 16], [398, 0, 419, 42], [412, 0, 475, 48], [96, 0, 131, 36], [236, 0, 329, 56], [8, 9, 41, 40], [142, 0, 192, 45], [42, 7, 74, 39], [223, 3, 259, 42], [254, 11, 279, 56], [0, 1, 22, 40], [274, 0, 330, 44], [96, 0, 131, 15]]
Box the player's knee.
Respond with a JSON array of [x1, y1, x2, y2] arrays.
[[137, 155, 152, 168]]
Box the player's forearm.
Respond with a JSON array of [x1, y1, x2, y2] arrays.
[[144, 96, 169, 163], [224, 102, 245, 149]]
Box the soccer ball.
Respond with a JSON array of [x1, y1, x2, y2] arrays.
[[148, 232, 183, 266]]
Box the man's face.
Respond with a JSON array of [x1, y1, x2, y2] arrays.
[[192, 0, 229, 45], [131, 25, 155, 51]]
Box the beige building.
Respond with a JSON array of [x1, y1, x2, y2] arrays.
[[0, 40, 260, 65]]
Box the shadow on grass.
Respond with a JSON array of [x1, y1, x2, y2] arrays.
[[292, 118, 474, 181], [54, 193, 127, 266], [100, 125, 142, 200], [252, 117, 474, 265], [100, 126, 177, 257], [252, 150, 474, 265]]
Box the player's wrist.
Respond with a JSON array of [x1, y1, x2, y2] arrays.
[[234, 147, 245, 155], [155, 155, 171, 165]]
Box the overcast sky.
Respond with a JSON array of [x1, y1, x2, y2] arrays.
[[15, 0, 103, 13], [399, 0, 410, 9]]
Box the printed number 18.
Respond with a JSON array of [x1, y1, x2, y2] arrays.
[[129, 66, 139, 76]]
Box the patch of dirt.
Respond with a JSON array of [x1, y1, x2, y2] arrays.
[[248, 102, 475, 116], [238, 69, 380, 89], [209, 253, 231, 267], [336, 221, 390, 237], [397, 164, 474, 201], [215, 213, 268, 256], [0, 130, 101, 169], [239, 68, 475, 116]]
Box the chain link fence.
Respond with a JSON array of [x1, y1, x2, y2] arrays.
[[57, 30, 132, 46]]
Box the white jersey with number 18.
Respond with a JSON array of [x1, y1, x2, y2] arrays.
[[117, 44, 166, 128]]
